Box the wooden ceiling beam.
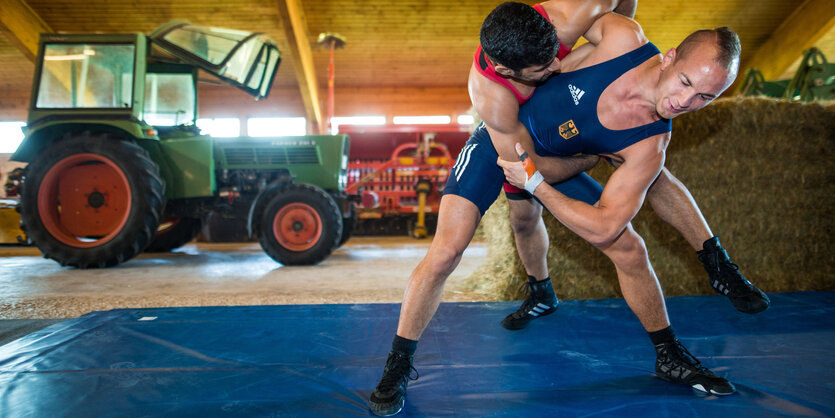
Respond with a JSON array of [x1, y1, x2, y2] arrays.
[[275, 0, 324, 134], [736, 0, 835, 89], [0, 0, 52, 62]]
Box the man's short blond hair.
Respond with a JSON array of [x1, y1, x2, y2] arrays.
[[676, 27, 741, 70]]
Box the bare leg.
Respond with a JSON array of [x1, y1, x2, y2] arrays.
[[598, 223, 669, 332], [647, 167, 712, 250], [507, 198, 548, 280], [648, 167, 769, 313], [597, 224, 736, 395], [396, 194, 481, 340], [500, 197, 560, 330]]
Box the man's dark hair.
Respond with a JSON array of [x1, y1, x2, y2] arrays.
[[676, 27, 741, 70], [480, 2, 558, 72]]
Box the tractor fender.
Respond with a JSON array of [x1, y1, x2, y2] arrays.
[[246, 177, 293, 238], [13, 122, 147, 163]]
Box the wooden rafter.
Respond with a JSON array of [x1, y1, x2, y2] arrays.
[[736, 0, 835, 89], [276, 0, 324, 134], [0, 0, 52, 62]]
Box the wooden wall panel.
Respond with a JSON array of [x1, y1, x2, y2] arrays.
[[0, 87, 30, 121], [0, 0, 833, 123]]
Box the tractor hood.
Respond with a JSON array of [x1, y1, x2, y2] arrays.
[[149, 20, 280, 100]]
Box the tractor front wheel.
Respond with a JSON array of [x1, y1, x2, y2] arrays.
[[258, 183, 342, 265]]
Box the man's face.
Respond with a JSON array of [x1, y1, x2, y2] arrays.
[[656, 44, 738, 119], [512, 57, 561, 83]]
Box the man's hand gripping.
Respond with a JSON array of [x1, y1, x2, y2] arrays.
[[497, 143, 545, 194]]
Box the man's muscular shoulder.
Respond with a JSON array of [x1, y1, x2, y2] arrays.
[[592, 14, 646, 53], [540, 0, 632, 48], [565, 13, 646, 71], [468, 64, 523, 134]]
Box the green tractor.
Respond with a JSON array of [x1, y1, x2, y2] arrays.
[[12, 20, 356, 268]]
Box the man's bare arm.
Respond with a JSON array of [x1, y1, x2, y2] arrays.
[[540, 0, 638, 48], [614, 0, 637, 18], [498, 136, 667, 246], [577, 12, 646, 59]]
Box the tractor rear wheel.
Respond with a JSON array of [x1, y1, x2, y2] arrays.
[[144, 216, 203, 252], [19, 133, 165, 268], [258, 183, 342, 265]]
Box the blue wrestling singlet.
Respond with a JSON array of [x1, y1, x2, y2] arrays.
[[519, 42, 672, 157], [445, 43, 672, 215]]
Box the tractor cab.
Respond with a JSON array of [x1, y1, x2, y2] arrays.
[[18, 21, 280, 160], [24, 33, 148, 146]]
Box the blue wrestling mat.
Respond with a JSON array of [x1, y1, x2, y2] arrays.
[[1, 292, 833, 417]]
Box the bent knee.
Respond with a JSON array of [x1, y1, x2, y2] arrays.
[[508, 203, 543, 233], [425, 242, 466, 274], [604, 227, 649, 265]]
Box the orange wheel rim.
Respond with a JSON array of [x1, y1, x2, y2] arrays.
[[37, 153, 132, 248], [272, 202, 322, 251]]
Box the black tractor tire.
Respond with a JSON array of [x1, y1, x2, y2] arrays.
[[19, 133, 164, 268], [337, 202, 357, 247], [258, 183, 342, 265], [145, 217, 203, 252]]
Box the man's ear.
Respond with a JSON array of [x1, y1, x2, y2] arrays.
[[546, 57, 561, 72], [660, 48, 676, 70], [493, 64, 515, 78]]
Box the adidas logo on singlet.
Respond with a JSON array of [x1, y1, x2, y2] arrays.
[[568, 84, 585, 105]]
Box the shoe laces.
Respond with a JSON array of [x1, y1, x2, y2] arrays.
[[720, 261, 755, 293], [661, 340, 708, 373], [377, 352, 419, 393], [708, 249, 754, 293], [510, 282, 537, 318]]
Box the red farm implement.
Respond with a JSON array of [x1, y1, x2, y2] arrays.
[[342, 125, 470, 237]]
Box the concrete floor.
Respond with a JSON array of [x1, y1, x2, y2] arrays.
[[0, 236, 488, 320]]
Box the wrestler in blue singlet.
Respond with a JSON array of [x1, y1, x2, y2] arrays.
[[444, 42, 671, 215], [519, 42, 671, 158]]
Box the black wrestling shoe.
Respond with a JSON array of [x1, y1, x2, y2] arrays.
[[654, 338, 735, 395], [698, 236, 770, 314], [369, 350, 419, 416], [501, 277, 559, 330]]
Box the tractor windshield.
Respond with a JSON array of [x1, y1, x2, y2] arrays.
[[150, 21, 280, 100], [35, 43, 135, 109], [143, 72, 196, 126]]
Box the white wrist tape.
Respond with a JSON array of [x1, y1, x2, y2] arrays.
[[525, 170, 544, 195]]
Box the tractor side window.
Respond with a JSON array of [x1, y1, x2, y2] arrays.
[[143, 73, 196, 126], [35, 44, 135, 109], [247, 43, 280, 98]]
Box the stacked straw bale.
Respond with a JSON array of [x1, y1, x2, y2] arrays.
[[466, 97, 835, 300]]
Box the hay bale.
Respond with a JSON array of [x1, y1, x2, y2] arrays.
[[467, 97, 835, 300]]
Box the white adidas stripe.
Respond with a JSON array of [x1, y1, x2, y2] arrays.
[[455, 144, 476, 181], [452, 144, 472, 175], [452, 144, 468, 172], [455, 144, 476, 182]]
